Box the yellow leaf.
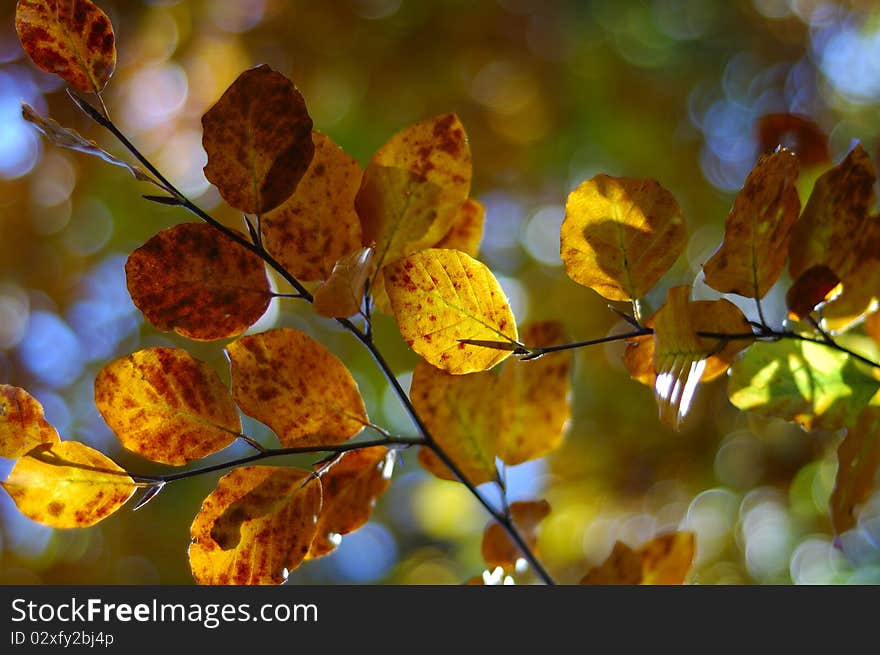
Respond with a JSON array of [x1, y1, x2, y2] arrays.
[[312, 246, 374, 318], [16, 0, 116, 94], [410, 360, 499, 485], [0, 385, 60, 459], [227, 328, 367, 447], [2, 441, 135, 528], [481, 500, 551, 572], [262, 131, 363, 282], [652, 287, 753, 428], [125, 223, 271, 341], [580, 531, 695, 585], [308, 446, 395, 559], [703, 149, 800, 298], [202, 65, 314, 215], [386, 248, 518, 374], [357, 114, 471, 280], [497, 322, 572, 465], [561, 175, 686, 301], [188, 466, 321, 585], [94, 348, 240, 465], [435, 198, 486, 257], [830, 406, 880, 535]]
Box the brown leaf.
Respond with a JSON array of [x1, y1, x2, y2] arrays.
[[2, 441, 135, 528], [16, 0, 116, 94], [867, 311, 880, 346], [125, 223, 271, 341], [202, 65, 314, 215], [94, 348, 240, 465], [188, 466, 321, 585], [262, 131, 362, 281], [227, 328, 367, 447], [481, 500, 551, 572], [703, 149, 800, 298], [0, 385, 60, 459], [785, 265, 842, 320], [756, 114, 830, 167], [312, 246, 374, 318], [580, 531, 696, 585], [579, 542, 643, 585], [308, 446, 395, 559], [830, 406, 880, 535]]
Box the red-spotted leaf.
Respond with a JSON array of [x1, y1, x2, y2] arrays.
[[0, 385, 60, 459]]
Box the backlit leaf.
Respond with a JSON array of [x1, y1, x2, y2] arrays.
[[16, 0, 116, 94], [786, 265, 842, 320], [703, 149, 800, 298], [0, 385, 60, 459], [830, 406, 880, 535], [94, 348, 240, 465], [867, 312, 880, 346], [481, 500, 550, 572], [126, 223, 271, 341], [652, 287, 753, 429], [580, 532, 695, 585], [560, 175, 686, 301], [22, 103, 158, 186], [202, 64, 314, 215], [357, 113, 471, 279], [497, 322, 572, 465], [227, 328, 367, 447], [434, 198, 485, 257], [188, 466, 321, 585], [386, 248, 518, 374], [308, 446, 395, 559], [1, 441, 135, 528], [727, 340, 880, 431], [410, 360, 499, 485], [756, 114, 830, 167], [262, 132, 362, 281], [312, 246, 374, 318]]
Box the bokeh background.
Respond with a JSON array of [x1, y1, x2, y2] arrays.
[[2, 0, 880, 584]]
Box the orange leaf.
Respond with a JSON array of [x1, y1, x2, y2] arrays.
[[580, 531, 695, 585], [785, 265, 842, 320], [481, 500, 551, 572], [125, 223, 271, 341], [561, 175, 686, 301], [202, 65, 314, 215], [94, 348, 240, 465], [308, 446, 395, 559], [867, 312, 880, 346], [497, 321, 572, 465], [16, 0, 116, 94], [435, 198, 486, 257], [830, 406, 880, 535], [756, 114, 830, 167], [227, 328, 367, 447], [188, 466, 321, 585], [0, 385, 60, 459], [410, 360, 499, 486], [2, 441, 135, 528], [386, 248, 518, 374], [703, 149, 800, 298], [312, 246, 374, 318], [262, 132, 363, 281]]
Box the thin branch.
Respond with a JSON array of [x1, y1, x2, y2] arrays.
[[521, 328, 652, 360]]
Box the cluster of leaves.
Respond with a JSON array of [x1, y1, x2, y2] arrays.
[[4, 0, 878, 585]]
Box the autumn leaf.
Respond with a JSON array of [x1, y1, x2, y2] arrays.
[[580, 532, 695, 585], [435, 198, 486, 257], [727, 340, 880, 431], [0, 385, 60, 459], [227, 328, 367, 447], [125, 222, 271, 341], [313, 246, 374, 318], [21, 103, 159, 186], [94, 348, 240, 465], [867, 312, 880, 346], [386, 248, 518, 374], [651, 287, 753, 429], [189, 466, 321, 585], [481, 500, 550, 572], [410, 360, 499, 485], [16, 0, 116, 95], [756, 114, 830, 167], [785, 265, 842, 320], [308, 446, 395, 559], [830, 406, 880, 536], [703, 149, 800, 298], [560, 174, 686, 301], [202, 64, 314, 215], [262, 131, 363, 282], [357, 113, 471, 281], [497, 322, 572, 465], [1, 441, 135, 528]]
